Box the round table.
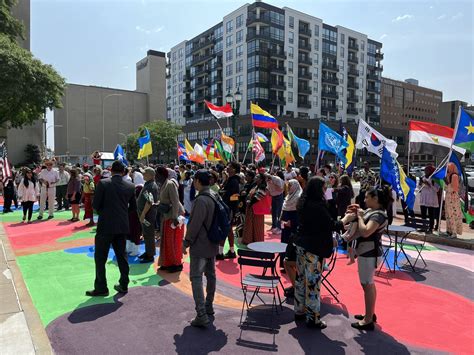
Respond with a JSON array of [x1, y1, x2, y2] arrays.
[[387, 225, 416, 271], [247, 241, 287, 254]]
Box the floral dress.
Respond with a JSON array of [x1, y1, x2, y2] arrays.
[[445, 182, 463, 236]]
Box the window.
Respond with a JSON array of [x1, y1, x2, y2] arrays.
[[288, 76, 293, 88], [173, 97, 177, 106], [288, 61, 293, 73], [236, 44, 243, 57], [215, 40, 223, 53], [226, 20, 233, 33], [178, 48, 183, 58], [322, 28, 337, 42], [179, 60, 183, 70], [360, 53, 364, 63], [314, 39, 319, 51], [314, 53, 319, 64], [236, 29, 243, 43], [226, 64, 233, 76], [236, 14, 243, 28], [314, 24, 319, 37], [322, 42, 337, 55], [226, 49, 233, 61], [226, 35, 232, 47], [214, 26, 223, 39], [172, 52, 177, 61], [178, 72, 183, 81], [361, 40, 365, 51], [236, 59, 243, 73], [226, 78, 233, 90], [340, 47, 344, 58], [172, 63, 177, 71], [289, 16, 294, 28], [341, 33, 345, 44], [288, 92, 293, 103], [236, 74, 243, 88], [179, 95, 182, 105], [288, 46, 294, 58], [288, 31, 294, 44]]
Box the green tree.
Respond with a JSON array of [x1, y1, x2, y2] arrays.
[[0, 0, 65, 129], [122, 121, 182, 164], [23, 144, 41, 165]]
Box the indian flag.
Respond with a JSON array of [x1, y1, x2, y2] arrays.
[[220, 133, 234, 156]]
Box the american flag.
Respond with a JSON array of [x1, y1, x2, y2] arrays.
[[0, 142, 12, 184]]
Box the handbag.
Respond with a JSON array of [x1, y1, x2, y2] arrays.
[[157, 203, 171, 214]]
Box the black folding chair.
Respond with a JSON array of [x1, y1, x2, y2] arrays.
[[321, 247, 339, 302], [377, 230, 395, 274], [237, 249, 282, 332], [401, 217, 429, 270]]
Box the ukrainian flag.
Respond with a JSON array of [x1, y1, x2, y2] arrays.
[[137, 128, 152, 159], [250, 103, 279, 129]]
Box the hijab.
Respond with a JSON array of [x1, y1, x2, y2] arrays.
[[283, 179, 302, 211]]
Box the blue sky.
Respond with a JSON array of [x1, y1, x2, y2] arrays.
[[33, 0, 472, 102]]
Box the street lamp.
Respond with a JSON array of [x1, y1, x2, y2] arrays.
[[82, 137, 90, 160], [225, 86, 242, 136], [102, 94, 122, 151]]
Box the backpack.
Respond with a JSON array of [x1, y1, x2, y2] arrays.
[[198, 191, 231, 244]]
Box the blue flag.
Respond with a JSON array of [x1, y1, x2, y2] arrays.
[[177, 143, 189, 161], [318, 122, 349, 164], [114, 144, 128, 166], [453, 107, 474, 152], [432, 153, 463, 181], [287, 124, 310, 159], [380, 147, 416, 210]]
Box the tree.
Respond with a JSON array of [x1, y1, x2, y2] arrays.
[[0, 0, 65, 129], [23, 144, 41, 165], [122, 121, 182, 164]]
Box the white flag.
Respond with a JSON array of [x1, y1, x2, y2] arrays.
[[356, 119, 398, 158]]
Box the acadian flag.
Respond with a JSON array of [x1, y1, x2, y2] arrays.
[[220, 133, 234, 160], [380, 147, 416, 210], [250, 103, 279, 129], [252, 132, 266, 162], [287, 124, 310, 159], [137, 128, 152, 159], [271, 128, 284, 154], [204, 100, 233, 119], [453, 107, 474, 152]]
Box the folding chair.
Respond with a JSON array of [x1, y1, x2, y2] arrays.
[[400, 217, 429, 270], [237, 249, 282, 333], [377, 230, 395, 274], [321, 247, 339, 302]]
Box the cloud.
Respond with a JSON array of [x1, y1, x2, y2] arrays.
[[380, 34, 388, 40], [451, 12, 463, 21], [429, 5, 434, 9], [135, 25, 164, 34], [392, 14, 413, 22], [437, 14, 446, 20]]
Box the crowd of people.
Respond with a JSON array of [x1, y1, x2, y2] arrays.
[[1, 156, 465, 329]]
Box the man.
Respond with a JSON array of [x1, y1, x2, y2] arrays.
[[266, 172, 285, 234], [137, 167, 159, 263], [218, 162, 241, 260], [86, 161, 137, 297], [37, 160, 60, 220], [284, 165, 297, 181], [354, 161, 376, 210], [183, 169, 218, 327], [56, 163, 70, 211]]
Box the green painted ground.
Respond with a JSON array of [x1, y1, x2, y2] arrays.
[[0, 209, 74, 223], [57, 228, 96, 242]]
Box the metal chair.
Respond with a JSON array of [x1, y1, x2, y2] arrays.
[[237, 249, 282, 332], [377, 230, 395, 274], [321, 247, 339, 302], [400, 217, 429, 270]]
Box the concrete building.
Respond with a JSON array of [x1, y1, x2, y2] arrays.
[[54, 50, 166, 161], [438, 100, 471, 128]]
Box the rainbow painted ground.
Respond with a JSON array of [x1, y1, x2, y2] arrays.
[[2, 206, 473, 354]]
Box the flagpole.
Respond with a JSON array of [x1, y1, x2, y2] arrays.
[[242, 141, 250, 164], [270, 153, 276, 172], [437, 107, 462, 234]]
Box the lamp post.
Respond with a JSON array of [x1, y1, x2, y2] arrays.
[[102, 93, 122, 151], [225, 87, 242, 137], [82, 137, 90, 161]]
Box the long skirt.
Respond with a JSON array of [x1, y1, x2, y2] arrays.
[[127, 210, 142, 245], [241, 206, 265, 245], [159, 219, 184, 267], [445, 190, 463, 235], [83, 193, 94, 219]]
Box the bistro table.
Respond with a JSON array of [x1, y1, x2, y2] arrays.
[[387, 225, 416, 271]]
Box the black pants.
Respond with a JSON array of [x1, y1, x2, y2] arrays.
[[401, 200, 415, 223], [56, 185, 69, 210], [420, 205, 436, 231], [142, 218, 157, 257], [22, 201, 34, 221], [3, 196, 13, 212], [94, 233, 129, 292]]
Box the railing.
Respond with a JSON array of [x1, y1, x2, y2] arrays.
[[348, 68, 359, 76], [298, 71, 312, 80], [348, 81, 360, 89], [298, 86, 312, 95], [297, 101, 312, 109], [298, 41, 311, 51], [298, 27, 312, 37], [322, 76, 339, 85], [321, 91, 338, 99], [348, 42, 359, 51], [298, 55, 312, 65], [322, 62, 338, 71], [347, 108, 358, 115], [348, 56, 359, 64]]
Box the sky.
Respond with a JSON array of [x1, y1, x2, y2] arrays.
[[33, 0, 473, 146]]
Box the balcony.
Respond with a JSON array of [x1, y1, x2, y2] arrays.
[[166, 71, 171, 79], [348, 81, 359, 89], [298, 26, 312, 37], [375, 51, 384, 60], [348, 42, 359, 51], [298, 41, 311, 52], [194, 66, 208, 77], [182, 86, 192, 93], [184, 72, 192, 81], [210, 60, 223, 70], [366, 111, 379, 120], [366, 97, 379, 105], [298, 55, 312, 66], [298, 70, 312, 80], [195, 80, 210, 90], [348, 67, 359, 76], [367, 86, 377, 93], [348, 56, 359, 64], [321, 104, 337, 112], [270, 96, 286, 105], [191, 53, 215, 66], [246, 31, 282, 43], [271, 82, 286, 90], [270, 65, 286, 74], [322, 76, 339, 85], [297, 101, 312, 109], [210, 76, 223, 84], [246, 13, 272, 27], [321, 91, 338, 99], [269, 48, 287, 59], [375, 64, 383, 71], [298, 86, 312, 95], [183, 98, 192, 106], [367, 72, 379, 81], [194, 92, 210, 102], [192, 37, 216, 52], [347, 107, 358, 115], [322, 62, 338, 71], [347, 95, 359, 103]]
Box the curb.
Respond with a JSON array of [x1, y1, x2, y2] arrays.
[[405, 231, 474, 250], [0, 224, 53, 354]]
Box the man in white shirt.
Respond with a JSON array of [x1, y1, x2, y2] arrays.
[[284, 165, 297, 181], [56, 163, 70, 211], [38, 160, 60, 220]]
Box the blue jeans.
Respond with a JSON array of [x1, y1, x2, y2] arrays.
[[189, 256, 216, 317], [271, 193, 284, 229]]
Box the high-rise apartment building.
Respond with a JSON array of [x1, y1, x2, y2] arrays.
[[166, 1, 383, 130]]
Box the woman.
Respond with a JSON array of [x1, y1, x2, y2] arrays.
[[280, 179, 302, 267], [445, 162, 463, 237], [156, 166, 185, 273], [17, 169, 39, 223], [82, 173, 95, 226], [127, 183, 143, 257], [296, 166, 309, 190], [241, 173, 270, 245], [294, 177, 350, 329], [2, 178, 16, 213], [182, 171, 195, 216], [350, 186, 392, 331], [335, 175, 354, 218], [67, 168, 82, 222]]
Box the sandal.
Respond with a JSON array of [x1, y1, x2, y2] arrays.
[[351, 321, 375, 331], [354, 314, 377, 322]]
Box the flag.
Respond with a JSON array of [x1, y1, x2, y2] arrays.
[[380, 147, 416, 210], [205, 100, 233, 119], [318, 122, 349, 164], [287, 124, 310, 159], [271, 128, 284, 154], [0, 142, 12, 184], [356, 119, 398, 158], [177, 143, 189, 161], [453, 107, 474, 152], [214, 140, 227, 164], [316, 150, 325, 168], [137, 128, 153, 159], [203, 138, 220, 161], [252, 133, 266, 162], [409, 120, 465, 157], [341, 126, 355, 173], [250, 103, 279, 129], [194, 143, 206, 161], [113, 144, 128, 166], [185, 138, 205, 164], [220, 133, 234, 161], [256, 132, 269, 143]]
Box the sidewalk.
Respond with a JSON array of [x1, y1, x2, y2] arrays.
[[0, 226, 52, 355]]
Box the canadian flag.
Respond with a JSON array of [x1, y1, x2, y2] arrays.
[[205, 100, 233, 119]]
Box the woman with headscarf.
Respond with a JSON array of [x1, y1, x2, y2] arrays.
[[280, 179, 302, 262], [419, 165, 439, 233], [445, 162, 463, 237]]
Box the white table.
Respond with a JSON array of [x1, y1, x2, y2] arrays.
[[387, 225, 416, 271], [247, 242, 288, 254]]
